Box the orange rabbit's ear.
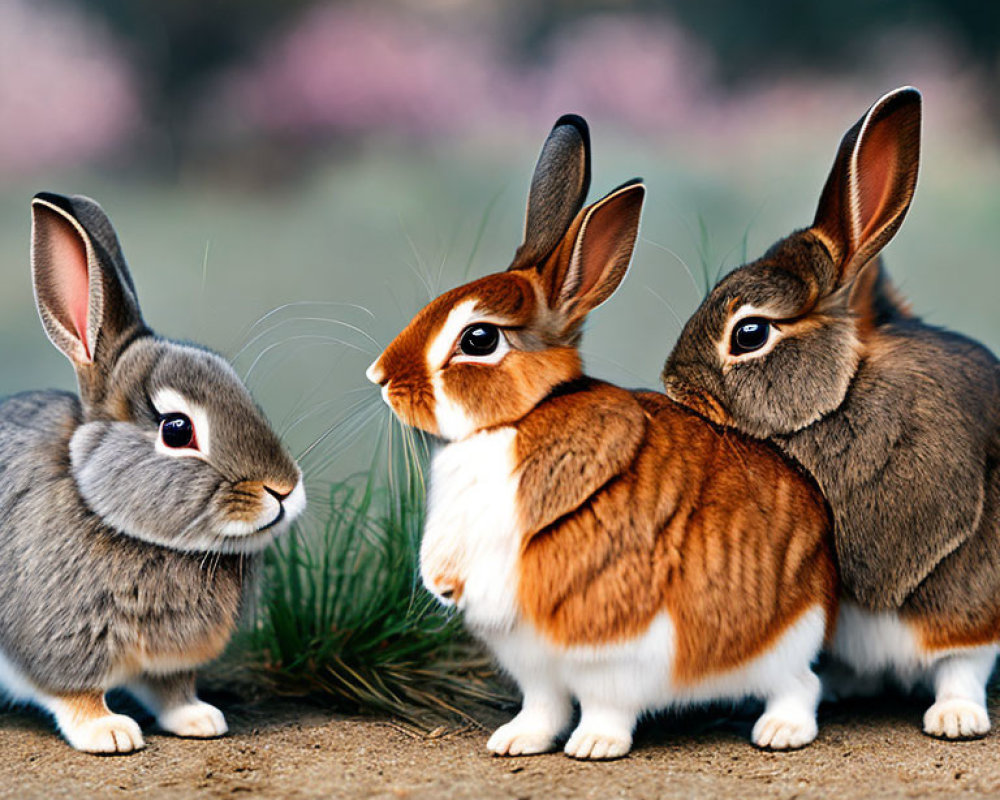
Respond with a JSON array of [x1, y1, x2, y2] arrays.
[[812, 86, 921, 288], [542, 180, 645, 323], [509, 114, 591, 271]]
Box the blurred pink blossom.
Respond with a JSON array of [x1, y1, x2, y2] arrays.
[[216, 4, 513, 139], [0, 0, 141, 175], [535, 15, 713, 134]]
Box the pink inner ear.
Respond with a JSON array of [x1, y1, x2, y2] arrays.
[[48, 215, 91, 358], [855, 121, 898, 241], [576, 221, 620, 297]]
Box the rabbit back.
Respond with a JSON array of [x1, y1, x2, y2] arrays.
[[0, 390, 245, 695], [773, 319, 1000, 615], [514, 382, 835, 686]]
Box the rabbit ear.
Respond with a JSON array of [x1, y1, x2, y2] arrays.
[[812, 87, 921, 288], [31, 193, 145, 371], [509, 114, 592, 271], [542, 180, 645, 323]]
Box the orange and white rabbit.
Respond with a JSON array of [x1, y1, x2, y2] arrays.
[[367, 116, 837, 759]]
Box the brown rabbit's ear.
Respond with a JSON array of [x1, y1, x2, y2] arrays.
[[31, 193, 146, 373], [543, 180, 645, 323], [812, 87, 921, 289], [509, 114, 592, 271]]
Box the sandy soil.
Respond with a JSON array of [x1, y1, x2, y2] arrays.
[[2, 692, 999, 800]]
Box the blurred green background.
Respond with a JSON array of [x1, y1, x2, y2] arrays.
[[1, 0, 998, 490]]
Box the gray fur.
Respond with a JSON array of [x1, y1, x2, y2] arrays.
[[509, 114, 592, 271]]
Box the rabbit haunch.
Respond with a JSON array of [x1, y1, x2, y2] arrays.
[[421, 378, 834, 686]]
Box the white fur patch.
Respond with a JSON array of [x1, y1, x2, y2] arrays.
[[488, 606, 826, 711], [426, 299, 478, 370], [0, 644, 38, 704], [151, 387, 212, 460], [431, 372, 477, 441], [421, 427, 521, 632], [830, 602, 999, 692], [157, 699, 228, 738]]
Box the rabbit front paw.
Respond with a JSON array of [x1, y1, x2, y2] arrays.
[[924, 699, 990, 740], [158, 700, 228, 739], [66, 714, 145, 754], [487, 720, 558, 756], [751, 711, 818, 750], [563, 728, 632, 760]]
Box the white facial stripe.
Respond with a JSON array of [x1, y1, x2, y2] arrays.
[[432, 372, 476, 441], [718, 303, 785, 367], [151, 387, 212, 460], [426, 299, 479, 370]]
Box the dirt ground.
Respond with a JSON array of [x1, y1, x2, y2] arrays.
[[2, 692, 999, 800]]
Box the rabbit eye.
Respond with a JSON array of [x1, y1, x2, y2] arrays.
[[459, 324, 500, 357], [731, 318, 770, 355], [160, 413, 195, 449]]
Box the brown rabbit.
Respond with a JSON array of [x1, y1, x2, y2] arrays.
[[663, 87, 1000, 739], [367, 116, 836, 759]]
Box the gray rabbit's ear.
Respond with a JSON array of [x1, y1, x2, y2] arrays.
[[30, 193, 145, 369], [812, 87, 921, 288], [509, 114, 592, 271]]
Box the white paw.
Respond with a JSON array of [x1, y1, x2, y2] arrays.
[[563, 728, 632, 761], [487, 720, 558, 756], [924, 699, 990, 740], [752, 711, 818, 750], [158, 700, 228, 739], [65, 714, 145, 754]]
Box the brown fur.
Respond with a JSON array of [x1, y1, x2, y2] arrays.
[[663, 88, 1000, 656]]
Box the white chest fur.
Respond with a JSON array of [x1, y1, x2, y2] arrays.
[[421, 427, 522, 632]]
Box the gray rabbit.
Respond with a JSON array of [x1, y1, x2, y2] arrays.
[[663, 88, 1000, 739], [0, 193, 305, 753]]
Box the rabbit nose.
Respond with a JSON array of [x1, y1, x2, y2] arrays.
[[366, 359, 386, 385], [265, 484, 294, 502]]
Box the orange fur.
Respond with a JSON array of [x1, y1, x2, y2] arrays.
[[53, 691, 111, 724], [515, 384, 836, 684]]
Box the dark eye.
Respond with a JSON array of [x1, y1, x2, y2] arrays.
[[731, 318, 771, 355], [459, 324, 500, 357], [160, 413, 195, 449]]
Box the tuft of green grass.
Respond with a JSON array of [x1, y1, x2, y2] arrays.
[[226, 425, 510, 728]]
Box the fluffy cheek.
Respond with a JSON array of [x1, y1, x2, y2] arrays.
[[69, 422, 219, 549], [438, 348, 581, 439], [724, 322, 861, 436]]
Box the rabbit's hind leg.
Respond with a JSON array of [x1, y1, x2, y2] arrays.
[[128, 671, 227, 739], [923, 646, 997, 740]]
